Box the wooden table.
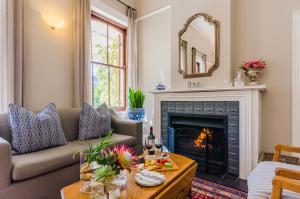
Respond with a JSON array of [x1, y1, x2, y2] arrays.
[[61, 153, 197, 199]]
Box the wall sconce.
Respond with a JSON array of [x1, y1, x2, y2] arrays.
[[42, 14, 64, 30]]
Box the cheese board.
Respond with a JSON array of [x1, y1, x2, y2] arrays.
[[143, 158, 179, 171]]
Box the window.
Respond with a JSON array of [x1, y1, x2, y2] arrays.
[[91, 12, 126, 110]]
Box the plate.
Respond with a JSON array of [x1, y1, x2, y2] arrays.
[[135, 170, 165, 187]]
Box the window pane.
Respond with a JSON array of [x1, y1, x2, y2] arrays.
[[110, 68, 125, 108], [91, 14, 126, 109], [91, 20, 107, 64], [92, 63, 109, 107], [108, 26, 122, 66]]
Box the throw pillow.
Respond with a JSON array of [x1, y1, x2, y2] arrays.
[[79, 102, 111, 140], [8, 103, 67, 154]]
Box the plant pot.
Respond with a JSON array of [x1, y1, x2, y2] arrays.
[[127, 108, 145, 121]]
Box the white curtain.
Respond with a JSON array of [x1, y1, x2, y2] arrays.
[[73, 0, 91, 108], [0, 0, 26, 112], [126, 8, 138, 89]]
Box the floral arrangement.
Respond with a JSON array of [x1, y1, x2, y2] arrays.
[[239, 59, 267, 71], [94, 145, 136, 183], [239, 59, 267, 85], [76, 131, 136, 184]]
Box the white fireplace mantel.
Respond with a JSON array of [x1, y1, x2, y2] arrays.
[[150, 85, 266, 180]]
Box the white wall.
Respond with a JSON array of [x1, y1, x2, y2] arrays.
[[135, 0, 170, 18], [98, 0, 135, 16], [24, 0, 74, 110], [137, 7, 172, 125]]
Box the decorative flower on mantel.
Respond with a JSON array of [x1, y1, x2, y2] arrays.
[[239, 59, 267, 85], [240, 59, 267, 71]]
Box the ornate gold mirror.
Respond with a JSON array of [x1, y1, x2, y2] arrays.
[[178, 13, 220, 78]]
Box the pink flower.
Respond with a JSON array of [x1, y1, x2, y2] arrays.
[[240, 59, 267, 71], [113, 145, 136, 169]]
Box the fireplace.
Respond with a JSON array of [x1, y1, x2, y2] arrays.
[[168, 113, 228, 175], [152, 86, 265, 179], [161, 101, 240, 176]]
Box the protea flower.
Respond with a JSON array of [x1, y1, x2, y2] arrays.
[[113, 145, 136, 170]]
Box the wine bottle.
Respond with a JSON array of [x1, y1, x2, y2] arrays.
[[148, 126, 155, 155]]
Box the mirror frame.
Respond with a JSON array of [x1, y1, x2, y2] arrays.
[[178, 13, 220, 78]]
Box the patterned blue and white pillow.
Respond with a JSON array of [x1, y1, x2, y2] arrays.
[[8, 103, 67, 154], [79, 102, 111, 140]]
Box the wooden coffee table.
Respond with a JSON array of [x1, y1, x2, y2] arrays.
[[61, 153, 197, 199]]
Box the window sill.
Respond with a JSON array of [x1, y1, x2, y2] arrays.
[[115, 110, 127, 119]]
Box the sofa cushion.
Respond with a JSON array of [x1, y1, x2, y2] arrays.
[[11, 143, 87, 181], [73, 133, 137, 147], [58, 108, 81, 142], [79, 103, 111, 140], [0, 112, 11, 144], [8, 103, 67, 154], [248, 161, 300, 199]]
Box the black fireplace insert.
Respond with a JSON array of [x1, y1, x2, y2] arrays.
[[168, 113, 228, 175]]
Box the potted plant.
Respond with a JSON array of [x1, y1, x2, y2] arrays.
[[239, 59, 267, 85], [127, 87, 145, 121]]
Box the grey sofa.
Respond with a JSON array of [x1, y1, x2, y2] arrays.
[[0, 108, 143, 199]]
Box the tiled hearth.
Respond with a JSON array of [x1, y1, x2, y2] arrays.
[[150, 86, 265, 179]]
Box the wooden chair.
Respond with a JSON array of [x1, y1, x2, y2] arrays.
[[271, 144, 300, 199]]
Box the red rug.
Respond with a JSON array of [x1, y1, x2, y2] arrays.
[[191, 178, 247, 199]]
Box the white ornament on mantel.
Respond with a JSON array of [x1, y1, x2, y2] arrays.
[[234, 71, 245, 87], [149, 85, 266, 180]]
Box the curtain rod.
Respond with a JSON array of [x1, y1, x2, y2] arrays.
[[116, 0, 136, 11]]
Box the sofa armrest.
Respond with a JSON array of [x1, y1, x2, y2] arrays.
[[271, 176, 300, 199], [110, 111, 143, 146], [0, 137, 12, 188], [273, 144, 300, 161], [275, 168, 300, 181]]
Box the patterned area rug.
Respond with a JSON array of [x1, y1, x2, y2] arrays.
[[191, 178, 247, 199]]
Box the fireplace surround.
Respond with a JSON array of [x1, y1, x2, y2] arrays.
[[150, 86, 265, 179], [162, 102, 238, 175]]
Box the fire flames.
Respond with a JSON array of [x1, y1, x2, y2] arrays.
[[193, 128, 213, 150]]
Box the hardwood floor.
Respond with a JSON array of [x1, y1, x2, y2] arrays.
[[195, 171, 248, 192]]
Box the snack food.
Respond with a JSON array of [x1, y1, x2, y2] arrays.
[[164, 162, 173, 168], [144, 158, 173, 170], [144, 159, 163, 170]]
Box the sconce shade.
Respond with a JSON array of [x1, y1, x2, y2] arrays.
[[42, 14, 64, 29]]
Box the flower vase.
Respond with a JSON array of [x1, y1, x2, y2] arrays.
[[89, 181, 120, 199], [113, 169, 128, 189], [245, 70, 260, 85], [79, 152, 100, 193]]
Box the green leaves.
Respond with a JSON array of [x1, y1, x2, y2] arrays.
[[86, 130, 113, 165], [128, 87, 145, 108], [94, 165, 116, 183]]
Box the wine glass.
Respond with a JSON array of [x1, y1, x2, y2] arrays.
[[144, 137, 154, 157], [155, 136, 163, 157]]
